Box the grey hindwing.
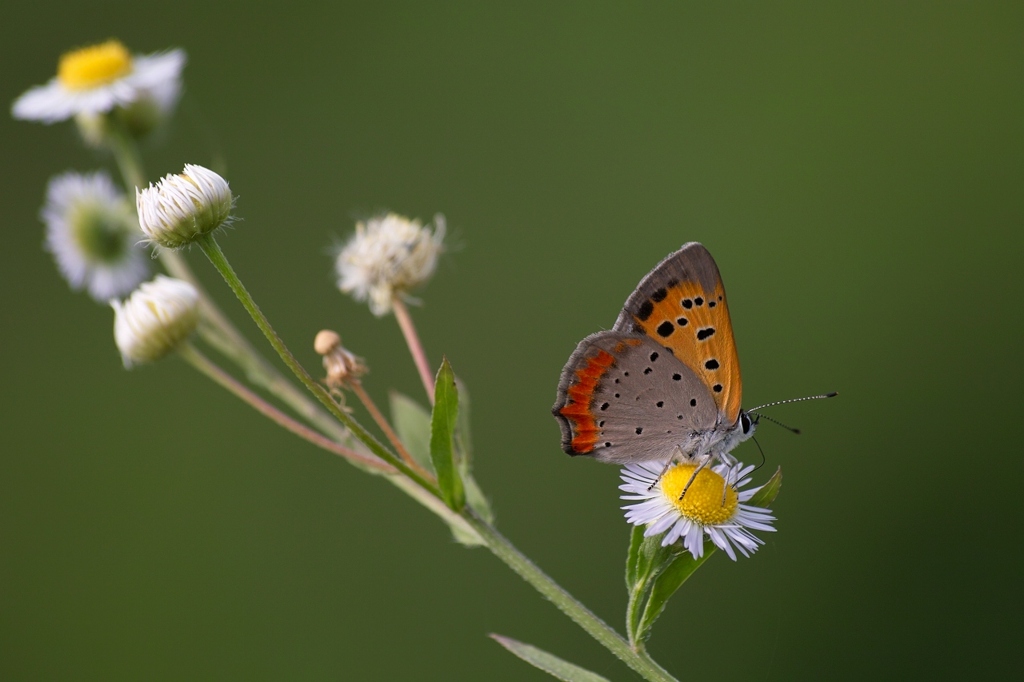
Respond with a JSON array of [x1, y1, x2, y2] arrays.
[[554, 330, 718, 465]]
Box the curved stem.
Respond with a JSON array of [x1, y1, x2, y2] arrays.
[[104, 129, 357, 449], [179, 343, 393, 472], [462, 511, 678, 682], [392, 297, 435, 401], [196, 234, 437, 495]]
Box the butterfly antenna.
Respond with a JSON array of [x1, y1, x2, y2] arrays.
[[748, 391, 838, 412], [751, 413, 802, 435]]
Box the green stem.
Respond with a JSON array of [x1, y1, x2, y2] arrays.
[[196, 233, 437, 494], [105, 121, 146, 191], [104, 128, 358, 450], [463, 512, 678, 682]]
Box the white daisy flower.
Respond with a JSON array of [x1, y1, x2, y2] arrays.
[[12, 40, 186, 125], [112, 275, 199, 367], [136, 164, 235, 248], [42, 170, 149, 302], [334, 213, 446, 316], [620, 459, 776, 561]]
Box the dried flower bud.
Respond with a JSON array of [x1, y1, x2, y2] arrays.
[[314, 329, 367, 387], [334, 213, 445, 316]]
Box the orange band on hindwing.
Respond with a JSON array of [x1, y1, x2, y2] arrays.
[[558, 349, 615, 453]]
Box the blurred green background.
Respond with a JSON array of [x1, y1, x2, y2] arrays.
[[2, 2, 1021, 680]]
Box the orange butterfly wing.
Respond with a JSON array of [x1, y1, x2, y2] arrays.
[[613, 242, 743, 425]]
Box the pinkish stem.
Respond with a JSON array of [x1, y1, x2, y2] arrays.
[[392, 297, 435, 401]]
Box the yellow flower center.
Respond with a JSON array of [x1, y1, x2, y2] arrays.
[[659, 463, 738, 526], [58, 40, 133, 90]]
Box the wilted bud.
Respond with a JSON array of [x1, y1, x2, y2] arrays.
[[112, 275, 199, 367], [314, 329, 367, 387], [136, 164, 234, 248]]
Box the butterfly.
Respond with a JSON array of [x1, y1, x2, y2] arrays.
[[553, 242, 756, 467]]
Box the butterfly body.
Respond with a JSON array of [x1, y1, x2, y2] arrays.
[[553, 242, 756, 466]]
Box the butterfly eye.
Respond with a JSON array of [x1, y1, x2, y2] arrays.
[[740, 413, 752, 434]]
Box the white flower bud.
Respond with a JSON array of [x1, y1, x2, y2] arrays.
[[136, 164, 234, 248], [334, 213, 445, 316], [112, 275, 199, 367]]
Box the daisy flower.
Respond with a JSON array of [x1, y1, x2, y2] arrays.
[[112, 275, 199, 367], [42, 170, 149, 302], [334, 213, 445, 316], [12, 40, 185, 125], [620, 459, 776, 561]]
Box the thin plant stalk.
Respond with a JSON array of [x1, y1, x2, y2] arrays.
[[179, 343, 392, 472], [349, 379, 433, 479], [392, 296, 435, 400], [463, 511, 679, 682], [195, 233, 437, 493], [106, 128, 357, 448]]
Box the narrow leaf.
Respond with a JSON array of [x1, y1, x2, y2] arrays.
[[462, 472, 494, 523], [430, 357, 464, 510], [626, 525, 645, 588], [389, 391, 434, 473], [749, 466, 782, 507], [636, 549, 714, 641], [454, 377, 473, 466], [490, 634, 611, 682]]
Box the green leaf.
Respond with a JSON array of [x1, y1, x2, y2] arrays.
[[490, 634, 611, 682], [626, 524, 645, 588], [749, 466, 782, 507], [430, 357, 464, 511], [454, 377, 473, 466], [625, 526, 682, 644], [636, 549, 714, 641], [389, 391, 434, 473], [462, 472, 494, 523]]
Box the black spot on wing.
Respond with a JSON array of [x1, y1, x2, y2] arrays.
[[690, 398, 697, 406], [651, 288, 667, 303], [637, 300, 654, 321], [696, 327, 716, 341], [705, 359, 719, 370], [713, 384, 723, 393], [649, 351, 659, 362], [676, 317, 688, 326], [682, 299, 693, 309], [657, 321, 674, 337]]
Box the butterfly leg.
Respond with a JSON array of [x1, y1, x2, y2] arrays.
[[648, 446, 686, 491], [678, 452, 714, 500]]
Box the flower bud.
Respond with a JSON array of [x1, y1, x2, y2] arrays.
[[136, 164, 234, 248], [112, 275, 199, 367]]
